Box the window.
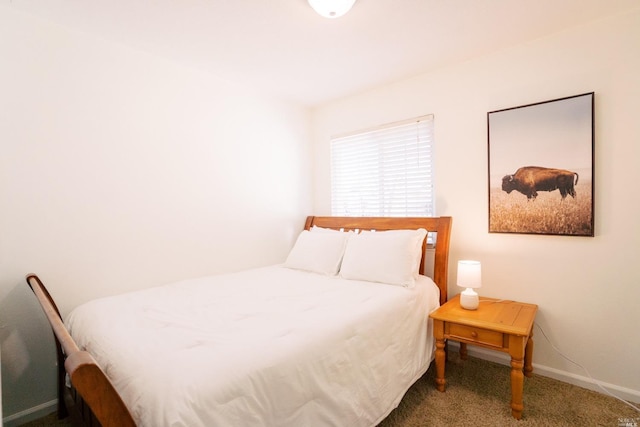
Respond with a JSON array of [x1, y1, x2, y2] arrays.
[[330, 115, 435, 217]]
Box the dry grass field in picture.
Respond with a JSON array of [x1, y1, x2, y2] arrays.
[[489, 179, 593, 236]]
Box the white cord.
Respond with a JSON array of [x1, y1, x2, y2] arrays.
[[535, 323, 640, 413]]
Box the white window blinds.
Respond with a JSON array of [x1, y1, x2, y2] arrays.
[[331, 115, 435, 217]]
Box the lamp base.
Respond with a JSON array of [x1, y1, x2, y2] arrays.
[[460, 288, 479, 310]]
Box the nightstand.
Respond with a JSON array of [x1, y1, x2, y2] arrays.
[[429, 294, 538, 419]]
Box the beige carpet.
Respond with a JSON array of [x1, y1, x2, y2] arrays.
[[379, 353, 639, 427], [21, 354, 639, 426]]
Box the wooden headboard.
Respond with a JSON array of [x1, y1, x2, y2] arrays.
[[304, 216, 452, 305]]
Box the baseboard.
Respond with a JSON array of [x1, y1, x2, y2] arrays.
[[2, 399, 57, 427], [448, 342, 640, 404]]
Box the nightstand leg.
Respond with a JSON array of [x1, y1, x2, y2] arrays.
[[435, 338, 446, 391], [524, 331, 534, 378], [433, 319, 446, 392], [459, 342, 468, 360], [509, 336, 526, 420], [510, 356, 525, 419]]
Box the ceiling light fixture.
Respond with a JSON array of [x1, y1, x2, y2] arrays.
[[308, 0, 356, 19]]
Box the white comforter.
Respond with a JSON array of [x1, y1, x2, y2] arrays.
[[66, 266, 440, 427]]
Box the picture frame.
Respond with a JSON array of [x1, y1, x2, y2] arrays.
[[487, 92, 594, 236]]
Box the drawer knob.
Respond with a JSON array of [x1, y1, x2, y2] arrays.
[[471, 331, 478, 338]]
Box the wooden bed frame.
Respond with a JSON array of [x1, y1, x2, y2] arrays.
[[26, 216, 452, 426]]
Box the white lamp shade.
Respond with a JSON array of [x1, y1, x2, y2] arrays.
[[308, 0, 356, 18], [458, 260, 481, 310], [457, 260, 482, 289]]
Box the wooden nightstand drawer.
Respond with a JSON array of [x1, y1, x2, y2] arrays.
[[447, 323, 504, 348]]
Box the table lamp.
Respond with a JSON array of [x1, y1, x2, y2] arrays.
[[457, 260, 482, 310]]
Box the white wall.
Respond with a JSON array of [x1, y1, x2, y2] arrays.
[[311, 9, 640, 401], [0, 7, 312, 424]]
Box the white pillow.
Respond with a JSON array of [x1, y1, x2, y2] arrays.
[[339, 228, 428, 287], [311, 225, 339, 233], [311, 225, 352, 233], [284, 230, 350, 275]]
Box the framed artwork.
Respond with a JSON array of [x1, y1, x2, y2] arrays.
[[487, 92, 594, 236]]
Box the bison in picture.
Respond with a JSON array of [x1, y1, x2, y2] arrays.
[[501, 166, 579, 200]]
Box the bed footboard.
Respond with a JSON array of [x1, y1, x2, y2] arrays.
[[26, 274, 136, 427]]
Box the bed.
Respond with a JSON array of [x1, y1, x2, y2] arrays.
[[27, 215, 452, 427]]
